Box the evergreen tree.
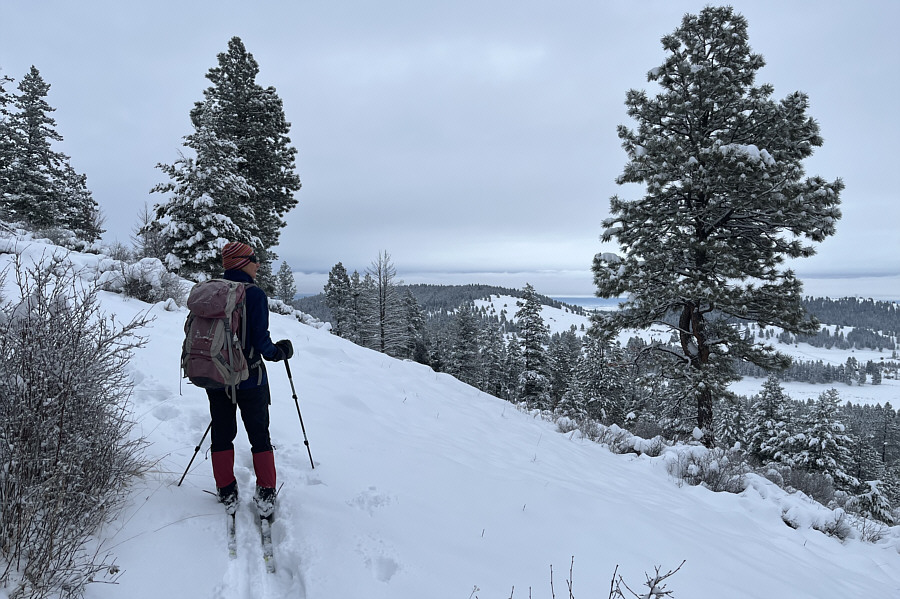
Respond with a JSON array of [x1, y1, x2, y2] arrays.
[[150, 102, 254, 279], [592, 6, 842, 445], [547, 330, 582, 410], [716, 395, 750, 451], [346, 270, 366, 345], [748, 375, 794, 464], [449, 303, 481, 387], [274, 261, 297, 304], [577, 334, 629, 424], [502, 335, 525, 403], [479, 322, 506, 398], [0, 69, 17, 206], [2, 67, 101, 240], [152, 37, 300, 279], [324, 262, 353, 339], [515, 283, 550, 409], [3, 66, 62, 226], [401, 288, 428, 363], [189, 37, 301, 275], [356, 272, 380, 351], [852, 480, 895, 525], [794, 388, 857, 492]]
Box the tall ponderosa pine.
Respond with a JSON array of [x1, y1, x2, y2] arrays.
[[1, 67, 101, 240], [152, 37, 300, 281], [592, 7, 842, 444]]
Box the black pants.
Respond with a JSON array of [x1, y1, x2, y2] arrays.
[[207, 385, 273, 454]]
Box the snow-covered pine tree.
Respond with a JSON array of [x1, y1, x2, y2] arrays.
[[355, 272, 381, 351], [0, 69, 16, 207], [2, 67, 102, 240], [449, 303, 481, 387], [716, 394, 750, 451], [577, 334, 629, 424], [274, 261, 297, 304], [2, 66, 62, 227], [502, 335, 525, 403], [547, 330, 582, 410], [346, 269, 367, 345], [515, 283, 550, 410], [188, 37, 301, 283], [478, 321, 505, 397], [151, 102, 255, 279], [401, 288, 428, 363], [852, 480, 895, 526], [748, 374, 794, 464], [55, 162, 103, 242], [324, 262, 353, 339], [794, 388, 858, 492], [592, 6, 842, 446]]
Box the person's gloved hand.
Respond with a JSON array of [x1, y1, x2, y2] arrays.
[[275, 339, 294, 360]]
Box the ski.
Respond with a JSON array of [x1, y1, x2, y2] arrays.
[[259, 515, 276, 573], [226, 512, 237, 559]]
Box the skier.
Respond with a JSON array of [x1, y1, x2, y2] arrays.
[[210, 241, 293, 519]]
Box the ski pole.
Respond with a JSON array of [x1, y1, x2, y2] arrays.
[[284, 358, 315, 469], [178, 421, 212, 486]]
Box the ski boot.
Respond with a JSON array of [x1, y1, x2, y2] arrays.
[[218, 480, 239, 515], [254, 485, 277, 520]]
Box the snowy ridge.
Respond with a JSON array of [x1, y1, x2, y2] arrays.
[[2, 242, 900, 598]]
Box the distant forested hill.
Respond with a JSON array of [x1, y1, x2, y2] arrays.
[[295, 283, 582, 322], [802, 297, 900, 336]]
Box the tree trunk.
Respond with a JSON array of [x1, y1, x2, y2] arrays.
[[681, 302, 715, 447]]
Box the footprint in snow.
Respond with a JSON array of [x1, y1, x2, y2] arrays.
[[347, 486, 393, 515]]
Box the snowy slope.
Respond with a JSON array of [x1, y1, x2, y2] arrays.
[[2, 243, 900, 598], [474, 294, 590, 336]]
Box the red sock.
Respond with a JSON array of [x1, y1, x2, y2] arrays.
[[211, 450, 236, 489], [253, 451, 277, 489]]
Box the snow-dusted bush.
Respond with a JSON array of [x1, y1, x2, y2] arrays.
[[268, 297, 329, 330], [0, 255, 151, 598], [32, 227, 102, 254], [596, 424, 640, 455], [96, 256, 188, 306], [776, 465, 836, 506], [665, 446, 748, 493]]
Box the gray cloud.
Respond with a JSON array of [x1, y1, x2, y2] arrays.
[[2, 0, 897, 296]]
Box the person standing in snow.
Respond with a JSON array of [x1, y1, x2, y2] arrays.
[[210, 241, 293, 518]]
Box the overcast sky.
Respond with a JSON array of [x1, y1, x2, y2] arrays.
[[3, 0, 898, 296]]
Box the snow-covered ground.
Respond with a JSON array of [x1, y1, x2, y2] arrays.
[[2, 245, 900, 598]]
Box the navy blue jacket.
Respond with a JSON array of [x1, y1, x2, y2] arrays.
[[224, 269, 279, 389]]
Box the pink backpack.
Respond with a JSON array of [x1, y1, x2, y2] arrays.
[[182, 279, 250, 394]]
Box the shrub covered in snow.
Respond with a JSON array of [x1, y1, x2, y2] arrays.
[[0, 255, 151, 598], [95, 256, 188, 306]]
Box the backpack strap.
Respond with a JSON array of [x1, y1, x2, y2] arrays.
[[240, 282, 264, 384]]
